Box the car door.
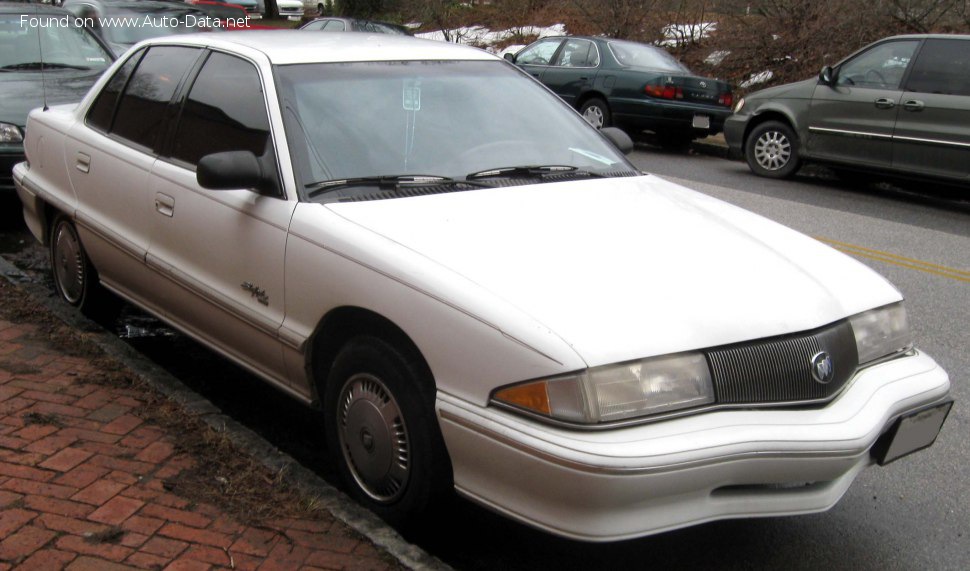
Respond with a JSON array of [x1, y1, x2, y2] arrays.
[[67, 45, 202, 310], [146, 50, 296, 387], [805, 39, 919, 168], [513, 38, 563, 81], [892, 38, 970, 180], [540, 38, 600, 107]]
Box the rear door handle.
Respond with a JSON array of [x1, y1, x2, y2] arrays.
[[903, 100, 925, 111], [154, 193, 175, 217], [874, 98, 896, 109], [75, 152, 91, 173]]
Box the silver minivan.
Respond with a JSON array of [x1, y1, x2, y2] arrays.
[[725, 35, 970, 184]]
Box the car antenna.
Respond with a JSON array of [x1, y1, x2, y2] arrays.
[[35, 18, 49, 111]]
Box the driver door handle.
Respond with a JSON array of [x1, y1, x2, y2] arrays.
[[903, 100, 925, 112], [874, 98, 896, 109]]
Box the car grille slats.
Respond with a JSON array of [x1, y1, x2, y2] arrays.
[[707, 320, 858, 405]]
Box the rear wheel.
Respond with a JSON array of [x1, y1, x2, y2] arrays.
[[324, 336, 450, 524], [49, 215, 119, 322], [579, 98, 610, 129], [745, 120, 800, 178]]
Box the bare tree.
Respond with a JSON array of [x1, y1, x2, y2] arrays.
[[568, 0, 661, 39]]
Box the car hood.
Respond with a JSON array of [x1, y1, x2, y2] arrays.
[[747, 77, 817, 102], [326, 176, 901, 366], [0, 69, 105, 128]]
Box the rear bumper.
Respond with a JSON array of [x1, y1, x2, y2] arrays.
[[612, 98, 732, 135], [438, 350, 951, 542]]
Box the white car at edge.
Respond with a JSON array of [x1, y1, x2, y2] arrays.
[[13, 32, 952, 542]]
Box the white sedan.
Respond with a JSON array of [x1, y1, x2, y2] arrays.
[[13, 32, 951, 541]]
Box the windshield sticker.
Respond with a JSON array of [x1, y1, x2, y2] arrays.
[[403, 80, 421, 111], [568, 147, 617, 165]]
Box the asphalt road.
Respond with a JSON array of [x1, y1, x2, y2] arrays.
[[1, 149, 967, 570]]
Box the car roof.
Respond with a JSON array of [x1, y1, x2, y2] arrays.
[[147, 31, 497, 65], [0, 2, 72, 15]]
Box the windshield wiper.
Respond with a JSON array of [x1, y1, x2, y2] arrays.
[[1, 62, 92, 71], [466, 165, 610, 181], [307, 174, 490, 197]]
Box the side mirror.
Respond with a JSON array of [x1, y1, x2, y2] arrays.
[[503, 52, 516, 63], [197, 150, 266, 191], [819, 65, 834, 86], [601, 127, 634, 155]]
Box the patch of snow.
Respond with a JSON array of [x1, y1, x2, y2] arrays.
[[705, 50, 730, 66], [415, 23, 566, 50], [658, 22, 716, 47], [740, 70, 774, 89]]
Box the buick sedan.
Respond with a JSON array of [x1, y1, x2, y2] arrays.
[[13, 32, 952, 541]]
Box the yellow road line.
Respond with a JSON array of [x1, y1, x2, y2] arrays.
[[816, 237, 970, 283]]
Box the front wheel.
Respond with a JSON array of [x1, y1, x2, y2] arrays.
[[324, 336, 450, 524], [744, 120, 801, 178], [579, 98, 611, 129]]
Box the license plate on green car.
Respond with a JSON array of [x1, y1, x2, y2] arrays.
[[692, 115, 711, 129]]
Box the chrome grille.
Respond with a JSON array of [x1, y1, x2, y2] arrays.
[[706, 320, 858, 405]]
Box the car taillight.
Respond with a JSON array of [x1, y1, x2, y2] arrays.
[[718, 93, 733, 107], [645, 84, 684, 100]]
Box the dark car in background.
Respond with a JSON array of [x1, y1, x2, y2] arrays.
[[506, 36, 733, 148], [725, 34, 970, 184], [299, 16, 409, 35], [0, 1, 114, 191], [61, 0, 214, 55]]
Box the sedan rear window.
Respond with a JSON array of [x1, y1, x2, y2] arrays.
[[608, 40, 689, 73]]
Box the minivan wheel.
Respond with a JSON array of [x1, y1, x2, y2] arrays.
[[324, 336, 450, 524], [745, 120, 800, 178]]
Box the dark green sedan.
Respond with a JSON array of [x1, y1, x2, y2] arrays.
[[506, 36, 733, 147]]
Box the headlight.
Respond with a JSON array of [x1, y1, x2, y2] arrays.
[[493, 352, 714, 424], [849, 302, 911, 364], [733, 97, 745, 113], [0, 123, 23, 144]]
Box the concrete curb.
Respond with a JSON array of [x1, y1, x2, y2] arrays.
[[0, 254, 451, 571]]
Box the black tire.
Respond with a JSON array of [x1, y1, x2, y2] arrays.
[[49, 215, 119, 322], [324, 336, 451, 524], [317, 3, 324, 14], [579, 98, 611, 129], [744, 120, 801, 179]]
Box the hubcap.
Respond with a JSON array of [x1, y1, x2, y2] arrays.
[[337, 373, 410, 503], [52, 223, 84, 304], [583, 106, 604, 129], [753, 130, 792, 171]]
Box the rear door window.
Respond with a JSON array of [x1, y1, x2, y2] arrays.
[[110, 46, 202, 151], [905, 39, 970, 96]]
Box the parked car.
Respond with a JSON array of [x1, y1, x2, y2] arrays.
[[272, 0, 303, 20], [184, 0, 249, 28], [13, 32, 951, 541], [0, 1, 114, 192], [725, 34, 970, 183], [506, 36, 733, 147], [61, 0, 214, 55], [299, 16, 409, 35]]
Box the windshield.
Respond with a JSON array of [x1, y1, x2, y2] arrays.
[[608, 40, 690, 73], [100, 9, 210, 45], [0, 14, 112, 70], [276, 60, 633, 201]]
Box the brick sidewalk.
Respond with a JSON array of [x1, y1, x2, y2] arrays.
[[0, 283, 400, 570]]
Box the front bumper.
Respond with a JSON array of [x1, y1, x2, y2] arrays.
[[723, 113, 751, 158], [0, 147, 25, 192], [437, 350, 950, 541]]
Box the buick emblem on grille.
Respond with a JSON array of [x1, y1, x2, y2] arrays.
[[811, 351, 835, 384]]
